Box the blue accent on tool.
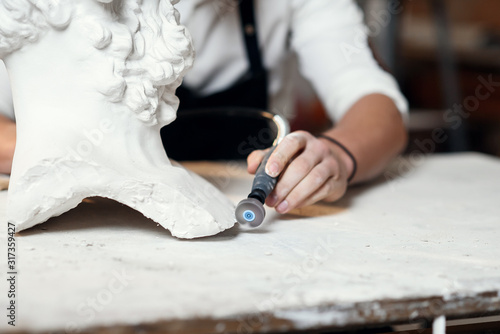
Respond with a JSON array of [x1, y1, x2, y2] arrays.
[[243, 210, 255, 222]]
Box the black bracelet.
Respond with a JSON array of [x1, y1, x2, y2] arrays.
[[317, 135, 357, 183]]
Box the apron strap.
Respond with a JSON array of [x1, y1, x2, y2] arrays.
[[162, 0, 270, 159], [238, 0, 265, 75]]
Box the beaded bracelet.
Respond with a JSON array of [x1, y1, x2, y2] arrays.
[[317, 135, 357, 183]]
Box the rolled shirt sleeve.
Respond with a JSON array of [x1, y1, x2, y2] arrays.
[[290, 0, 408, 122], [0, 60, 14, 120]]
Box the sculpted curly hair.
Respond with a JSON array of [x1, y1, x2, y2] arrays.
[[0, 0, 194, 126]]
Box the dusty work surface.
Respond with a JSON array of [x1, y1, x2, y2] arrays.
[[1, 153, 500, 333]]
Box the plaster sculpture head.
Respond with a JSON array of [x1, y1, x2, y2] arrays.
[[0, 0, 236, 238]]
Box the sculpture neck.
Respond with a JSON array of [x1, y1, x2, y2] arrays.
[[4, 34, 171, 179]]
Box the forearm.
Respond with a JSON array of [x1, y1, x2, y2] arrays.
[[0, 114, 16, 174], [321, 93, 408, 184]]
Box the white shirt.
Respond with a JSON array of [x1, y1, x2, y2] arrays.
[[0, 0, 408, 122], [177, 0, 408, 121]]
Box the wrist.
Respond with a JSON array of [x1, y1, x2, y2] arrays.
[[317, 135, 356, 183]]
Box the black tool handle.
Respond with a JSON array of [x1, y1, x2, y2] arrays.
[[248, 146, 278, 204]]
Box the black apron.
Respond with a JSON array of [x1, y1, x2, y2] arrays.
[[161, 0, 272, 160]]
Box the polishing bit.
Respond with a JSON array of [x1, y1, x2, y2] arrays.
[[235, 146, 277, 228]]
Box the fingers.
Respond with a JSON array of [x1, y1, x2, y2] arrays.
[[298, 174, 347, 208], [267, 133, 348, 213], [265, 131, 309, 177], [272, 158, 343, 213], [266, 148, 323, 207], [248, 130, 349, 214]]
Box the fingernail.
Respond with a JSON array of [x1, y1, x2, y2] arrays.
[[266, 162, 280, 177], [276, 200, 288, 213], [267, 194, 278, 207]]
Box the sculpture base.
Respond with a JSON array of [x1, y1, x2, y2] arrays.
[[8, 158, 236, 239]]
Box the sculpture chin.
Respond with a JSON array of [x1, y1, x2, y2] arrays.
[[2, 0, 236, 238]]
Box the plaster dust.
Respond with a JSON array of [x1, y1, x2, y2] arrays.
[[0, 153, 499, 332], [1, 0, 235, 239]]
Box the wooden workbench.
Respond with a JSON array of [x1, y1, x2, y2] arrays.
[[1, 153, 499, 333]]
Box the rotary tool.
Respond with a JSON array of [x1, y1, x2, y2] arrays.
[[235, 147, 277, 228], [235, 113, 289, 228]]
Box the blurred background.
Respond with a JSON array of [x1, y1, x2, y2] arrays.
[[291, 0, 500, 157]]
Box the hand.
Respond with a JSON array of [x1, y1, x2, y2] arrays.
[[247, 130, 352, 214], [0, 115, 16, 174]]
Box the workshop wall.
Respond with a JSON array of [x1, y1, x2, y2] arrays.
[[398, 0, 500, 156]]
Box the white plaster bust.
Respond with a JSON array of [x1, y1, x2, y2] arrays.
[[0, 0, 235, 238]]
